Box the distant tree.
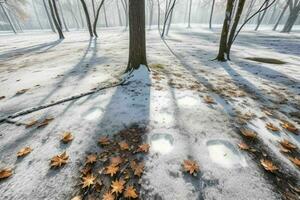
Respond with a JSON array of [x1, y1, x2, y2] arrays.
[[80, 0, 93, 37], [161, 0, 177, 38], [273, 0, 291, 31], [126, 0, 147, 72], [48, 0, 64, 39], [209, 0, 215, 29], [282, 0, 300, 32], [93, 0, 105, 37], [255, 0, 269, 31], [42, 0, 56, 32], [187, 0, 193, 28]]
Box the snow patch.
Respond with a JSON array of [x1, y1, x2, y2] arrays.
[[150, 133, 174, 154]]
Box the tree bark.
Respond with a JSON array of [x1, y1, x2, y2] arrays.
[[126, 0, 147, 72], [273, 0, 290, 31], [187, 0, 192, 28], [93, 0, 105, 37], [166, 6, 174, 35], [43, 0, 56, 32], [58, 0, 69, 32], [216, 0, 235, 61], [49, 0, 64, 39], [255, 0, 269, 31], [282, 1, 300, 33], [103, 3, 108, 27], [80, 0, 93, 37], [209, 0, 215, 29]]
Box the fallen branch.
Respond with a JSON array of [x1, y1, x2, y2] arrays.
[[0, 79, 127, 125]]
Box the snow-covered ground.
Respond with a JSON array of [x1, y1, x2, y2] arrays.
[[0, 25, 299, 200]]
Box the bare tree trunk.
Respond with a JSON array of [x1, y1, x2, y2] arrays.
[[282, 1, 300, 33], [58, 0, 69, 31], [67, 0, 80, 29], [32, 0, 43, 30], [77, 0, 85, 28], [80, 0, 93, 37], [148, 0, 154, 29], [43, 0, 56, 32], [243, 0, 256, 23], [52, 0, 62, 29], [268, 0, 278, 24], [116, 0, 123, 26], [273, 0, 290, 31], [126, 0, 147, 72], [209, 0, 215, 29], [49, 0, 64, 39], [103, 3, 108, 27], [0, 3, 16, 34], [255, 0, 269, 31], [166, 6, 174, 35], [187, 0, 192, 28], [121, 0, 129, 29], [216, 0, 234, 61], [93, 0, 105, 37], [92, 0, 96, 19]]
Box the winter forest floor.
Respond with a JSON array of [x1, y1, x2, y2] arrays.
[[0, 25, 300, 200]]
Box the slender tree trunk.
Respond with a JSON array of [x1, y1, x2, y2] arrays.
[[216, 0, 235, 61], [77, 0, 85, 28], [187, 0, 192, 28], [126, 0, 147, 72], [282, 2, 300, 33], [148, 0, 154, 29], [32, 0, 43, 30], [80, 0, 93, 37], [67, 0, 80, 29], [121, 0, 129, 29], [43, 0, 56, 32], [0, 3, 16, 34], [116, 0, 123, 26], [273, 0, 290, 31], [243, 0, 256, 22], [209, 0, 215, 29], [49, 0, 64, 39], [93, 0, 105, 37], [166, 6, 174, 35], [157, 0, 161, 33], [103, 3, 108, 27], [92, 0, 96, 19], [52, 0, 62, 29], [268, 0, 278, 24], [255, 0, 269, 31], [227, 0, 246, 60], [58, 0, 69, 31]]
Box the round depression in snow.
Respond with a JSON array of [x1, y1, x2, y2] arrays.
[[83, 108, 103, 121], [150, 133, 174, 154], [206, 140, 247, 169]]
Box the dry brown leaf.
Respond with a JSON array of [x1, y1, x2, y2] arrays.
[[81, 173, 96, 188], [280, 146, 291, 153], [50, 152, 69, 168], [289, 157, 300, 168], [119, 141, 129, 150], [25, 119, 38, 128], [183, 160, 200, 175], [99, 137, 110, 146], [86, 154, 97, 165], [279, 139, 297, 151], [262, 109, 273, 116], [0, 96, 5, 100], [105, 164, 119, 177], [137, 144, 150, 153], [203, 96, 215, 104], [124, 186, 138, 199], [71, 196, 82, 200], [0, 168, 13, 179], [281, 122, 298, 134], [260, 159, 278, 172], [61, 132, 74, 143], [17, 146, 32, 157], [240, 128, 257, 139], [103, 191, 115, 200], [111, 179, 125, 194], [238, 142, 249, 150], [16, 88, 29, 95], [37, 117, 54, 128], [110, 156, 123, 166], [266, 122, 280, 131], [130, 161, 144, 177]]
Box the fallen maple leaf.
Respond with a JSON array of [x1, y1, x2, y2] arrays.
[[280, 146, 291, 153], [124, 186, 138, 199], [260, 159, 278, 173], [61, 132, 74, 143], [85, 154, 97, 165], [262, 109, 273, 116], [183, 160, 200, 175], [280, 122, 298, 134], [137, 144, 150, 153], [0, 96, 5, 100], [99, 136, 110, 146], [130, 161, 144, 177], [279, 139, 297, 151], [50, 152, 69, 168], [103, 191, 115, 200], [238, 142, 249, 150], [71, 196, 82, 200], [17, 146, 32, 157], [289, 157, 300, 168], [25, 119, 38, 128], [266, 122, 280, 131], [81, 173, 96, 189], [0, 168, 13, 179], [203, 95, 215, 104], [119, 141, 129, 150], [110, 156, 123, 166], [105, 164, 119, 177], [37, 117, 54, 128], [16, 88, 29, 95], [240, 128, 257, 139], [111, 179, 125, 194]]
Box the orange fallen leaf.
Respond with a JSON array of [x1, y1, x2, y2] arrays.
[[99, 136, 110, 146], [16, 88, 29, 95], [105, 164, 119, 177], [266, 122, 280, 131], [238, 142, 249, 150], [71, 196, 82, 200], [183, 160, 200, 175], [103, 191, 115, 200], [37, 117, 54, 128], [110, 156, 123, 166], [0, 168, 13, 179], [240, 128, 257, 139], [61, 132, 74, 143], [124, 186, 138, 199], [260, 159, 278, 173], [17, 146, 32, 157], [280, 122, 298, 134], [137, 144, 150, 153], [203, 95, 215, 104], [0, 96, 5, 100], [262, 109, 273, 116], [119, 141, 129, 150], [289, 157, 300, 168], [50, 152, 68, 168], [25, 119, 38, 128], [81, 173, 96, 188], [279, 139, 297, 151], [85, 154, 97, 165], [130, 161, 144, 177], [111, 179, 125, 194], [280, 146, 291, 153]]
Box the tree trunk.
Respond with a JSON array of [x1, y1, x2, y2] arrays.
[[67, 0, 80, 29], [49, 0, 64, 39], [80, 0, 93, 37], [209, 0, 215, 29], [126, 0, 147, 72], [0, 3, 16, 34], [52, 0, 62, 29], [43, 0, 56, 32], [77, 0, 85, 28], [148, 0, 154, 29], [273, 0, 290, 31], [116, 0, 123, 26], [32, 0, 43, 30], [282, 2, 300, 33], [103, 3, 108, 27], [166, 6, 174, 35], [93, 0, 105, 37], [187, 0, 192, 28], [58, 0, 69, 31], [254, 0, 269, 31], [227, 0, 246, 60], [92, 0, 96, 19], [216, 0, 234, 61]]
